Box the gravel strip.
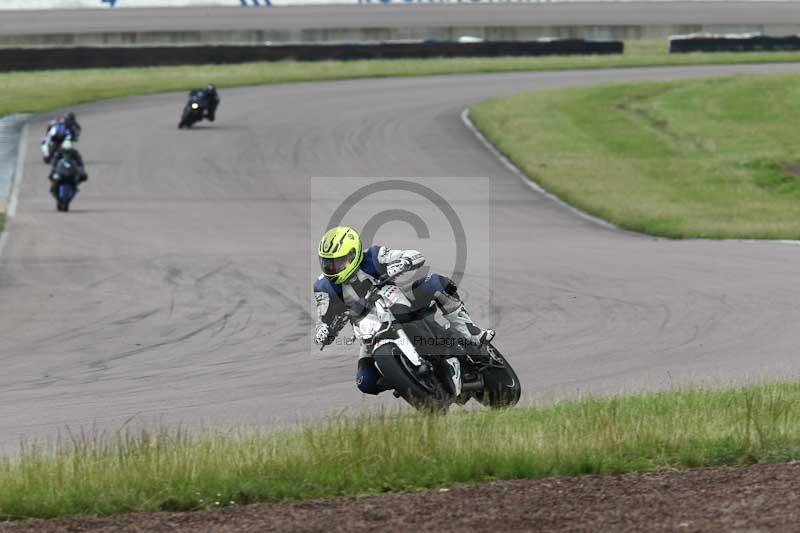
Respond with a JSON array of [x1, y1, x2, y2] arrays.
[[3, 463, 800, 532]]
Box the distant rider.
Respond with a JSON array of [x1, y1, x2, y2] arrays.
[[189, 84, 220, 122], [50, 140, 85, 172], [61, 112, 82, 141], [46, 112, 81, 142], [44, 120, 72, 149], [313, 226, 494, 396], [49, 140, 87, 198]]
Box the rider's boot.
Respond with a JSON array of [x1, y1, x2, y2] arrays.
[[442, 303, 495, 347], [445, 357, 462, 396], [428, 275, 495, 347]]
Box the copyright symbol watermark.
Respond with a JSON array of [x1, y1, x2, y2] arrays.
[[325, 179, 468, 285], [309, 176, 492, 351]]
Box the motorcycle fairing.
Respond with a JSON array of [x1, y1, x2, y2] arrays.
[[373, 329, 423, 366]]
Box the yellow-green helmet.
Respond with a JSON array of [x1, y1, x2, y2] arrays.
[[318, 226, 363, 284]]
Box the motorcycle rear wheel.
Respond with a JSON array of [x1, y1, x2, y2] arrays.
[[373, 344, 451, 412]]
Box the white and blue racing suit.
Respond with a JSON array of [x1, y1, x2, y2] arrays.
[[313, 245, 492, 395], [46, 122, 72, 146]]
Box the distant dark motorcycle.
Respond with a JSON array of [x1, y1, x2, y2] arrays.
[[50, 159, 83, 212], [178, 95, 206, 129]]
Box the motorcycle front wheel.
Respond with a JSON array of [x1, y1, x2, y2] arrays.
[[178, 106, 194, 129], [373, 344, 451, 413], [477, 344, 521, 408]]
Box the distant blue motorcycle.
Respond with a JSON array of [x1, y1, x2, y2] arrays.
[[56, 179, 77, 212], [50, 158, 84, 212]]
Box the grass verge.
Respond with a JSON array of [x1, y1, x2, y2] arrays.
[[2, 382, 800, 520], [4, 41, 800, 116], [471, 72, 800, 239]]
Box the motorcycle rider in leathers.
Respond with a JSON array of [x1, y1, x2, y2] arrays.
[[313, 226, 494, 396], [48, 140, 87, 199], [188, 84, 220, 122]]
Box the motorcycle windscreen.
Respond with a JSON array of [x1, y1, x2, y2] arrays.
[[320, 250, 356, 277]]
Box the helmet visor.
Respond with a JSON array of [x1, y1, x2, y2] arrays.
[[320, 250, 356, 277]]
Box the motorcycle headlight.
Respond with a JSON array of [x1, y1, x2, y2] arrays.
[[356, 315, 384, 341], [191, 103, 199, 110]]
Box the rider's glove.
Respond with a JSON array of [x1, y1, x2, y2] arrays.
[[315, 323, 332, 345], [386, 258, 412, 278]]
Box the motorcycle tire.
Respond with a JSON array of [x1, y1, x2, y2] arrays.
[[57, 183, 74, 213], [477, 344, 521, 408], [179, 106, 193, 129], [373, 344, 451, 412]]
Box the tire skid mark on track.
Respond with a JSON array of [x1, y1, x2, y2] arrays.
[[4, 66, 800, 450]]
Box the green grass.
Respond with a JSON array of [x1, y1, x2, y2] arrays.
[[471, 73, 800, 239], [3, 382, 800, 520], [4, 41, 800, 116]]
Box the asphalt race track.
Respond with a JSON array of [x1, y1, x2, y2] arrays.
[[3, 63, 800, 450], [1, 3, 799, 34]]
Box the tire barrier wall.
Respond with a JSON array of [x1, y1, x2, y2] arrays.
[[670, 35, 800, 53], [0, 40, 624, 72]]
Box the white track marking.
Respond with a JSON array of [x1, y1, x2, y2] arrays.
[[0, 224, 7, 259], [8, 122, 28, 217], [0, 122, 29, 259]]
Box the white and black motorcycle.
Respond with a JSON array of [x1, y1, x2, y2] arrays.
[[323, 276, 521, 411]]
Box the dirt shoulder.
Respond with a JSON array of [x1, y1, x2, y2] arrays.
[[3, 463, 800, 532]]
